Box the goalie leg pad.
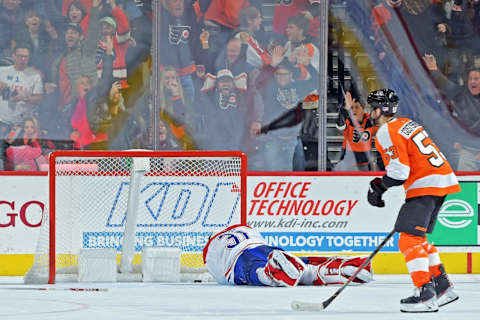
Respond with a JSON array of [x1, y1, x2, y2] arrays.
[[263, 250, 306, 287], [341, 257, 373, 283], [312, 256, 373, 285]]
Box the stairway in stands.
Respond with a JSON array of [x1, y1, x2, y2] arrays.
[[260, 0, 357, 166]]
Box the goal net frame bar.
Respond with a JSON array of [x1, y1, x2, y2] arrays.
[[46, 150, 247, 284]]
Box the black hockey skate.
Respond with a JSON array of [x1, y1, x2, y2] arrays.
[[400, 282, 438, 313], [433, 266, 459, 307]]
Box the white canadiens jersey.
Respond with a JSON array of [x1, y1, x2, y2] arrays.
[[203, 225, 266, 285]]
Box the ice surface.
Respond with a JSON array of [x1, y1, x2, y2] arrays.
[[0, 274, 479, 320]]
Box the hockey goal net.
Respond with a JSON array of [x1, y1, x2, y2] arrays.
[[25, 150, 247, 284]]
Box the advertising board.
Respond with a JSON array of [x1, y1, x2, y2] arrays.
[[246, 176, 404, 252], [0, 175, 47, 253], [63, 175, 241, 252], [1, 174, 479, 262], [428, 182, 479, 245]]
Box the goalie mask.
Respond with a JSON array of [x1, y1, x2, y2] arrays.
[[367, 88, 399, 117]]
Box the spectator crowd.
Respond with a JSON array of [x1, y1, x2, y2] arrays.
[[0, 0, 153, 170], [0, 0, 478, 172]]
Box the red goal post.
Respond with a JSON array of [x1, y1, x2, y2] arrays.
[[25, 150, 247, 284]]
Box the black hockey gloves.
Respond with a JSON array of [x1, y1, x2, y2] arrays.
[[367, 177, 388, 207], [260, 125, 269, 134]]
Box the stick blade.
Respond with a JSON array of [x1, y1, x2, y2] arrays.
[[291, 300, 325, 311]]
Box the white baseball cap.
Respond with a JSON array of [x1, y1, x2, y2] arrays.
[[216, 69, 234, 80]]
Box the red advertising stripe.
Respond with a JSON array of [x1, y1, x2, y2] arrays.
[[467, 252, 472, 274]]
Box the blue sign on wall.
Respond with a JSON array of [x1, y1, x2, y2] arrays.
[[261, 232, 399, 252]]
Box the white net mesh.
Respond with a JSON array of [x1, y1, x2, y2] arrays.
[[25, 151, 245, 283]]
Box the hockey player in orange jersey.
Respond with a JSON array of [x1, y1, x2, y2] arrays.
[[366, 88, 460, 313]]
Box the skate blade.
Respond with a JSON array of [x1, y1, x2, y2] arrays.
[[400, 298, 439, 313], [400, 309, 439, 313], [438, 288, 459, 307]]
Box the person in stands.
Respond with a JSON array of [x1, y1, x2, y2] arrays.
[[5, 116, 55, 171], [335, 90, 379, 171]]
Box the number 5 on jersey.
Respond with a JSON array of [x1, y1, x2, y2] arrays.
[[412, 130, 446, 167]]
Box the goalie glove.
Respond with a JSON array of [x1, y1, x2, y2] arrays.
[[258, 250, 306, 287], [310, 256, 373, 285]]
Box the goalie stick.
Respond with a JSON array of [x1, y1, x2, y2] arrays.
[[0, 287, 108, 292], [291, 230, 395, 311]]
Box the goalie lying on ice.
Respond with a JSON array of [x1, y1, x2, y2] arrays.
[[203, 225, 373, 286]]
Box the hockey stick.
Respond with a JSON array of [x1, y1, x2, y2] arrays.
[[291, 230, 396, 311], [0, 287, 108, 292]]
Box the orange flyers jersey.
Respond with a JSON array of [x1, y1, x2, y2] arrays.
[[375, 118, 460, 199], [343, 114, 378, 153]]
